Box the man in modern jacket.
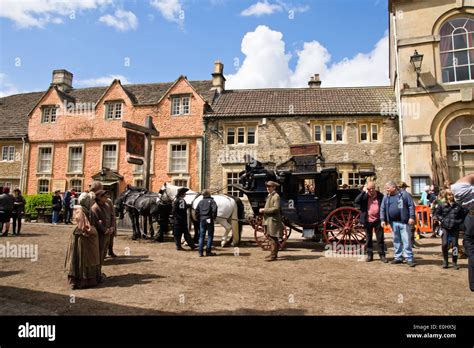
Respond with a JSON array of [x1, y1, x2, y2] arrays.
[[259, 181, 283, 262], [380, 181, 416, 267], [196, 190, 218, 257], [355, 181, 387, 263]]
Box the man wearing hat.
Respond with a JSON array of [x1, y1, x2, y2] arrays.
[[172, 187, 195, 251], [90, 190, 114, 268], [259, 181, 283, 261]]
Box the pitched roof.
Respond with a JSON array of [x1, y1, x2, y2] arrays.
[[0, 79, 214, 139], [205, 86, 395, 118], [0, 91, 44, 138]]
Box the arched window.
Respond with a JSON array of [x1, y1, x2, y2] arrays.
[[440, 17, 474, 83], [446, 115, 474, 181]]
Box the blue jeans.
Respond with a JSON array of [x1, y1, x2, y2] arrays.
[[52, 210, 60, 224], [198, 220, 214, 255], [391, 221, 413, 262]]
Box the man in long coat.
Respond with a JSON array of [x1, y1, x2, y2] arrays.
[[259, 181, 283, 261]]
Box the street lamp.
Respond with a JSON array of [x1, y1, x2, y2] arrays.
[[410, 50, 424, 87]]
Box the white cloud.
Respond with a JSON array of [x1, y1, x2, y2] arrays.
[[0, 73, 20, 97], [76, 75, 131, 87], [99, 9, 138, 31], [241, 1, 283, 17], [150, 0, 184, 27], [226, 26, 292, 89], [0, 0, 113, 28], [226, 26, 389, 89]]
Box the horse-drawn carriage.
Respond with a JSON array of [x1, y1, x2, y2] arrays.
[[234, 144, 374, 251]]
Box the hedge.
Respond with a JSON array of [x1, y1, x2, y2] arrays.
[[24, 193, 54, 219]]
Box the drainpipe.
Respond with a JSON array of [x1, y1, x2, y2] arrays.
[[19, 136, 26, 192], [393, 12, 406, 183], [202, 117, 208, 190]]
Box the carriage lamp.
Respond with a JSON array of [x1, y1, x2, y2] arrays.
[[410, 50, 424, 87]]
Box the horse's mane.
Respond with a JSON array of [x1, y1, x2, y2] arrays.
[[162, 183, 197, 197]]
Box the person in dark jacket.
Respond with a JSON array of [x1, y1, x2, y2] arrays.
[[12, 188, 26, 236], [52, 190, 62, 225], [172, 187, 195, 250], [63, 190, 73, 224], [355, 181, 387, 263], [0, 186, 13, 236], [196, 190, 218, 257], [433, 189, 467, 269], [380, 181, 416, 267]]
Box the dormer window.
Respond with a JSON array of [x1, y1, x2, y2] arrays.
[[41, 106, 57, 123], [105, 102, 123, 120], [171, 95, 190, 116]]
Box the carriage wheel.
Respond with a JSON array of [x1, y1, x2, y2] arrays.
[[251, 215, 290, 251], [323, 207, 366, 253]]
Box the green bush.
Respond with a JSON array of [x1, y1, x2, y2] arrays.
[[24, 193, 54, 219]]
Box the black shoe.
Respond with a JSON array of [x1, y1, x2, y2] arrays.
[[365, 255, 373, 262], [108, 252, 118, 258], [1, 232, 7, 237], [176, 246, 184, 251], [442, 260, 448, 269], [390, 259, 403, 264], [407, 261, 416, 267], [199, 253, 204, 257], [206, 252, 216, 256], [453, 263, 459, 270], [380, 255, 388, 263]]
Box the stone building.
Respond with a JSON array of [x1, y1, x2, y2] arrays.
[[24, 69, 214, 199], [204, 66, 400, 200], [389, 0, 474, 195], [0, 92, 43, 191]]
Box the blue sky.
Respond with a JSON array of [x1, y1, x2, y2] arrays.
[[0, 0, 389, 96]]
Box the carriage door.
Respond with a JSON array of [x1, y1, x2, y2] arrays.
[[446, 115, 474, 181]]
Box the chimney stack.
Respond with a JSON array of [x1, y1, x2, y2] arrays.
[[211, 60, 226, 94], [51, 69, 73, 92], [308, 74, 321, 88]]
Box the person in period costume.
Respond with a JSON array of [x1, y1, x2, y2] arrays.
[[196, 190, 218, 257], [451, 173, 474, 291], [12, 188, 26, 235], [90, 181, 117, 257], [172, 187, 195, 251], [90, 190, 114, 273], [64, 192, 101, 289], [0, 187, 14, 236], [259, 181, 283, 262]]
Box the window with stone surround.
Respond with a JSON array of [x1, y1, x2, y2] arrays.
[[169, 144, 188, 173], [38, 147, 53, 173], [411, 176, 429, 195], [105, 102, 123, 120], [313, 123, 344, 143], [70, 179, 82, 193], [173, 178, 188, 187], [348, 172, 363, 187], [38, 179, 49, 193], [226, 172, 243, 197], [67, 146, 83, 173], [134, 179, 144, 188], [359, 123, 380, 143], [2, 146, 14, 161], [102, 144, 118, 170], [171, 95, 190, 116], [440, 17, 474, 83], [226, 125, 257, 145], [41, 106, 57, 123]]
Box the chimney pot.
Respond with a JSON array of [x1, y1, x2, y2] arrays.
[[308, 73, 321, 88]]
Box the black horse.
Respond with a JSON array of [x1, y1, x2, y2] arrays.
[[115, 186, 172, 240]]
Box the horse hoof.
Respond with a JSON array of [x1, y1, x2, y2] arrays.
[[221, 241, 226, 247]]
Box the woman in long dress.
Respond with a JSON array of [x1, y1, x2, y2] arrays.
[[65, 192, 101, 289]]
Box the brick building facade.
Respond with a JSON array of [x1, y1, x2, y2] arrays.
[[25, 69, 214, 199]]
